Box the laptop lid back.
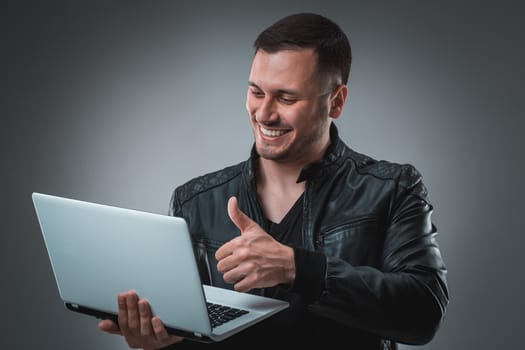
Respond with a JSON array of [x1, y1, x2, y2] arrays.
[[32, 192, 212, 336]]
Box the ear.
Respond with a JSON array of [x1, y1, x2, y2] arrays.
[[329, 84, 348, 119]]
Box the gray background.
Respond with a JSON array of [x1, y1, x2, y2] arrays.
[[3, 0, 524, 349]]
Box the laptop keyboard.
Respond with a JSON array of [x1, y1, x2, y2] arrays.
[[207, 302, 249, 328]]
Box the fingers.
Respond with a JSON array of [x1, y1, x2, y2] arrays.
[[216, 251, 240, 272], [118, 292, 156, 337], [221, 263, 251, 284], [138, 299, 154, 336], [218, 197, 275, 291], [117, 292, 130, 333], [231, 273, 256, 293], [126, 292, 140, 329], [215, 240, 234, 261], [107, 291, 184, 349]]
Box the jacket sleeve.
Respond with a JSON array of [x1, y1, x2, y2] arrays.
[[297, 165, 449, 345]]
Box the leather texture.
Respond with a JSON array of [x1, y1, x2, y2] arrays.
[[169, 124, 448, 348]]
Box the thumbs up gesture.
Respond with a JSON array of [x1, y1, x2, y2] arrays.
[[215, 196, 296, 292]]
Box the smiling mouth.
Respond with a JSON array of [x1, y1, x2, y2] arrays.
[[260, 125, 291, 137]]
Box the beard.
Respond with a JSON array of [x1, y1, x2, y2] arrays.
[[254, 120, 329, 165]]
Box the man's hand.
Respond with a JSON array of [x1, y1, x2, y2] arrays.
[[98, 291, 183, 350], [215, 196, 296, 292]]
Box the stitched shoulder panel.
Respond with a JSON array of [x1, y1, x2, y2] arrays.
[[397, 163, 427, 198], [174, 161, 246, 206], [344, 146, 425, 195], [344, 146, 377, 169]]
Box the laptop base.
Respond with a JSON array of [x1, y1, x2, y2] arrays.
[[65, 303, 215, 343]]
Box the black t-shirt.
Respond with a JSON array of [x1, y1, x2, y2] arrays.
[[265, 192, 304, 248]]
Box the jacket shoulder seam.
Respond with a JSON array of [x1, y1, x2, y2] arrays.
[[174, 162, 245, 206], [343, 148, 422, 190]]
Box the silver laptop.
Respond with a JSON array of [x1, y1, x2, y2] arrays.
[[32, 192, 289, 343]]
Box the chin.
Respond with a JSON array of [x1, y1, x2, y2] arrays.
[[256, 146, 291, 162]]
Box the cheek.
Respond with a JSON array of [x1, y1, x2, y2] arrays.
[[288, 107, 328, 136], [246, 94, 257, 116], [313, 99, 330, 115], [282, 105, 309, 126], [245, 97, 251, 113]]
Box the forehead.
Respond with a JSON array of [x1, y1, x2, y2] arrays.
[[249, 48, 322, 92]]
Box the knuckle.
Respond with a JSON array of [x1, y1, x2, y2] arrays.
[[236, 248, 249, 260]]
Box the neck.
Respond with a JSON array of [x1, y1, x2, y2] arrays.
[[257, 158, 305, 193], [255, 159, 306, 223]]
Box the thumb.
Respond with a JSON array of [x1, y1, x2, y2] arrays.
[[98, 319, 121, 335], [228, 196, 256, 233]]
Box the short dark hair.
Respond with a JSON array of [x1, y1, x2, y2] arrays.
[[254, 13, 352, 85]]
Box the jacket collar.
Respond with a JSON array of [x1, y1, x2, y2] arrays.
[[245, 123, 346, 183]]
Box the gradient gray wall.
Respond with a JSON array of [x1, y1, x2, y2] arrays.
[[3, 1, 524, 349]]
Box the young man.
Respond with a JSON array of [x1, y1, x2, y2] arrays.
[[99, 13, 449, 349]]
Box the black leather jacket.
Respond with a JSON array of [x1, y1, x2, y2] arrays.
[[169, 124, 448, 349]]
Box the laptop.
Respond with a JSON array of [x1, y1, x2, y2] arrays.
[[31, 192, 289, 343]]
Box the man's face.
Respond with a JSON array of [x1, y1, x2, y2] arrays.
[[246, 48, 337, 166]]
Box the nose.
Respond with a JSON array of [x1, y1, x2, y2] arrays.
[[252, 95, 278, 124]]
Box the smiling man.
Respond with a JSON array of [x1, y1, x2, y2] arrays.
[[99, 13, 449, 350], [245, 47, 347, 226]]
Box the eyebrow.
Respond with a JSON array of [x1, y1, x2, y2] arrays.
[[248, 81, 300, 96]]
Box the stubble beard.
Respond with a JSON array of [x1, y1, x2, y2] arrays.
[[255, 124, 327, 165]]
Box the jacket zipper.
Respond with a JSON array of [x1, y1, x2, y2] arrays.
[[316, 215, 377, 248]]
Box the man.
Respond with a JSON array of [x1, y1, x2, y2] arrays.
[[99, 13, 449, 349]]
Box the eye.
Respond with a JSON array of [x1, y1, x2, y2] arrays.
[[279, 96, 297, 105], [250, 89, 264, 98]]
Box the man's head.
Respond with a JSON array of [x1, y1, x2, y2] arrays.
[[254, 12, 351, 86], [246, 13, 350, 167]]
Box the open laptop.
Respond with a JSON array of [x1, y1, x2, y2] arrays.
[[32, 192, 289, 343]]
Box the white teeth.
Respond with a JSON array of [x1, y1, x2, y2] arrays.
[[260, 126, 288, 137]]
